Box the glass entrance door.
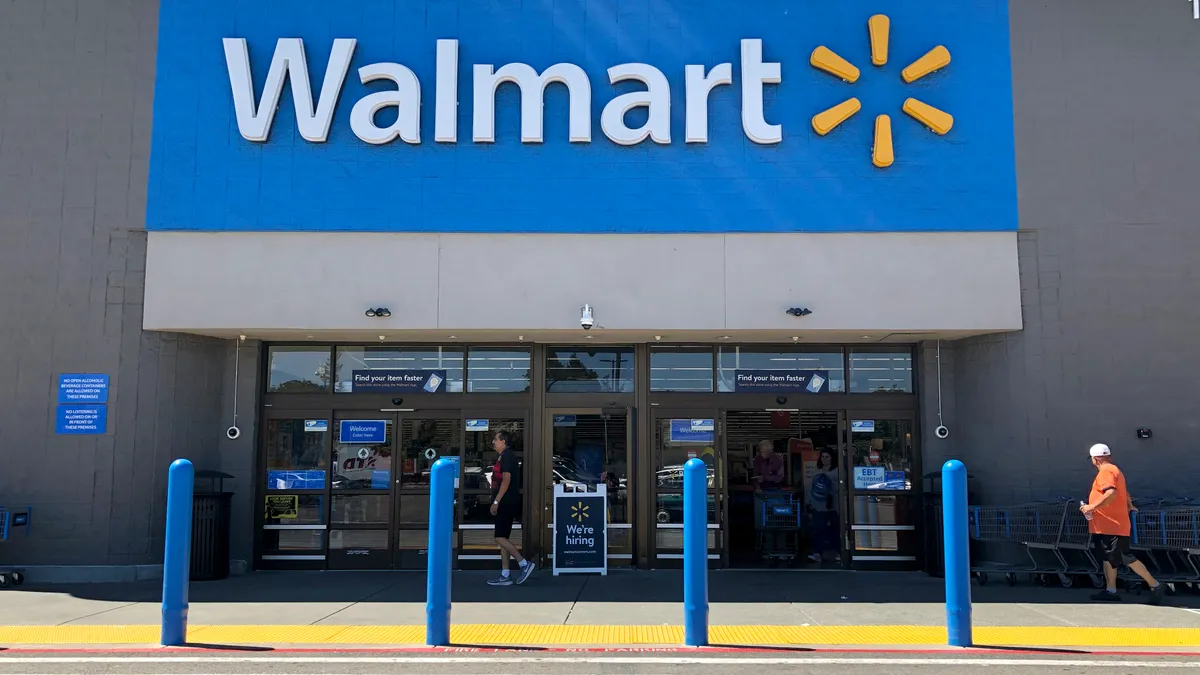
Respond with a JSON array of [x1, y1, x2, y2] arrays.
[[325, 411, 463, 570], [543, 408, 634, 566], [844, 414, 919, 568], [458, 414, 527, 568], [650, 412, 721, 566], [328, 411, 396, 569]]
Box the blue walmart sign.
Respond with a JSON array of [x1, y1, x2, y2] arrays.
[[148, 0, 1016, 233]]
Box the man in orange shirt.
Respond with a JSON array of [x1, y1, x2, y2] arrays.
[[1079, 443, 1163, 604]]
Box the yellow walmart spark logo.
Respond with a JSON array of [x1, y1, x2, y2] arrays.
[[571, 501, 590, 522], [810, 15, 954, 168]]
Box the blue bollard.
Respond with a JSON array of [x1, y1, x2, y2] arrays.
[[683, 458, 709, 647], [942, 459, 973, 647], [161, 459, 195, 646], [425, 457, 455, 646]]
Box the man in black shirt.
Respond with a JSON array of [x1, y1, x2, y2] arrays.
[[488, 429, 534, 586]]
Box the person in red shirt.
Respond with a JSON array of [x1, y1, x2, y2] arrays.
[[1079, 443, 1162, 604]]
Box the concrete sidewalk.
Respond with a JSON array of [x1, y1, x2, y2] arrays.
[[0, 570, 1198, 647]]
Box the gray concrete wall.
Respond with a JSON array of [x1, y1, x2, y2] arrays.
[[0, 0, 242, 576], [950, 0, 1200, 502]]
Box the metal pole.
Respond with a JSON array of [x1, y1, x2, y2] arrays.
[[426, 457, 455, 646], [942, 459, 972, 647], [161, 459, 195, 647], [683, 457, 709, 647]]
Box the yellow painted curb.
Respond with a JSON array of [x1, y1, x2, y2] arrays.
[[0, 625, 1197, 647]]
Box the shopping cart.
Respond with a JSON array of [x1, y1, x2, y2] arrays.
[[755, 491, 801, 565], [969, 499, 1102, 588], [0, 505, 32, 588], [1128, 501, 1200, 593]]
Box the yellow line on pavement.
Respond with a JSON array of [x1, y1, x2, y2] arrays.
[[0, 625, 1197, 647]]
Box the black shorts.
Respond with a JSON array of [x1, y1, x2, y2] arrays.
[[494, 501, 520, 539], [1092, 534, 1137, 567]]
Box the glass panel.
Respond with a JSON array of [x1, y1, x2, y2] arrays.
[[550, 413, 629, 523], [267, 347, 332, 393], [332, 418, 393, 490], [334, 346, 465, 393], [851, 495, 915, 526], [545, 347, 635, 393], [264, 494, 325, 526], [464, 527, 521, 550], [396, 529, 429, 549], [850, 418, 914, 490], [654, 418, 717, 489], [262, 530, 324, 553], [656, 528, 718, 550], [849, 350, 914, 393], [331, 495, 390, 526], [650, 348, 714, 392], [462, 418, 524, 495], [653, 493, 717, 525], [467, 349, 531, 393], [329, 529, 388, 549], [397, 495, 433, 524], [264, 418, 328, 490], [716, 347, 845, 393], [399, 418, 461, 490]]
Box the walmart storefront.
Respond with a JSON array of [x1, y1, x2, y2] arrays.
[[141, 0, 1020, 572]]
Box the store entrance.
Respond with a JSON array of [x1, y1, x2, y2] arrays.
[[723, 410, 844, 568], [324, 410, 527, 570]]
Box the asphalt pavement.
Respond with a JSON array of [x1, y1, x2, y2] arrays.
[[1, 652, 1199, 674]]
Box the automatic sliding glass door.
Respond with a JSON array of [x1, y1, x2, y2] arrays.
[[544, 408, 634, 565], [845, 414, 919, 568], [651, 412, 721, 566]]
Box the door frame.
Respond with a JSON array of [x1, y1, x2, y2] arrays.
[[646, 408, 724, 567], [542, 406, 636, 566], [842, 409, 921, 569]]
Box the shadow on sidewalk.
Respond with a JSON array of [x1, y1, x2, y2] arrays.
[[11, 569, 1200, 608]]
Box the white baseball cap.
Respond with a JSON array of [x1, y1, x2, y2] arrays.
[[1089, 443, 1111, 457]]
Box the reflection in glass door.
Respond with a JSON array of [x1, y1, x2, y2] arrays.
[[651, 413, 721, 566], [545, 410, 633, 565], [459, 416, 526, 567], [846, 416, 918, 567]]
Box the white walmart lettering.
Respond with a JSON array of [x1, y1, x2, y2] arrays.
[[223, 38, 782, 146]]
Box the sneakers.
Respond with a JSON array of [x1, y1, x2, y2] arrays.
[[1148, 583, 1165, 605], [516, 560, 537, 585], [1091, 589, 1121, 602], [487, 575, 513, 586]]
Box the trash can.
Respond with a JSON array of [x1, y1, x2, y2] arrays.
[[921, 470, 979, 577], [191, 470, 234, 581]]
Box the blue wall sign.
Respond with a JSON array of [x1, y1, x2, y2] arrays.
[[466, 419, 489, 432], [305, 419, 329, 432], [350, 369, 446, 393], [734, 370, 830, 393], [57, 374, 109, 404], [56, 405, 107, 435], [147, 0, 1016, 234], [339, 420, 388, 444], [853, 467, 907, 490], [553, 415, 577, 427], [851, 420, 876, 433], [669, 419, 715, 443]]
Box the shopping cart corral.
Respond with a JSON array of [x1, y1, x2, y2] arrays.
[[755, 491, 801, 565], [0, 505, 32, 588], [966, 497, 1200, 593], [1128, 502, 1200, 592]]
